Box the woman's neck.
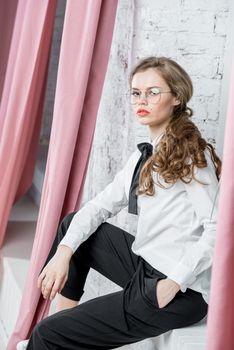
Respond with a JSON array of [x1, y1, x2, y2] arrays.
[[149, 130, 166, 143], [148, 126, 167, 142]]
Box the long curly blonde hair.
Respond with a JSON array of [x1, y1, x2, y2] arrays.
[[129, 56, 222, 196]]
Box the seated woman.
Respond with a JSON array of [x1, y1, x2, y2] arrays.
[[26, 56, 221, 349]]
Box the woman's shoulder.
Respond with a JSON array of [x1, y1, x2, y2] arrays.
[[192, 148, 219, 185]]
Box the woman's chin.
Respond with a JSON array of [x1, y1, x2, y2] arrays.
[[136, 115, 151, 124], [138, 120, 152, 127]]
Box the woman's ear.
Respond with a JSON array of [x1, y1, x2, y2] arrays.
[[172, 97, 181, 106]]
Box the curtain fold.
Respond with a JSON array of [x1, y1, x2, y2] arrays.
[[0, 0, 18, 104], [206, 60, 234, 350], [0, 0, 57, 247], [7, 0, 118, 348]]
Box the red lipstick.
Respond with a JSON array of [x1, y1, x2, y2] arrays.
[[137, 108, 150, 116]]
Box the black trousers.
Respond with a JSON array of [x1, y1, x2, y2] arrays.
[[27, 211, 208, 350]]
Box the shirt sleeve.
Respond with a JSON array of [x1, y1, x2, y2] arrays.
[[58, 151, 138, 253], [167, 149, 220, 292]]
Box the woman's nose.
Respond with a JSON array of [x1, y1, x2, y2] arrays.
[[138, 93, 148, 104]]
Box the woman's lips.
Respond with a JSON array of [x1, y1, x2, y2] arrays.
[[137, 109, 150, 116]]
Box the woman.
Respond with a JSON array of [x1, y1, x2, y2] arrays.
[[25, 56, 221, 349]]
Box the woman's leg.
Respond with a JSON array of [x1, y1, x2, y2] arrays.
[[27, 212, 208, 349], [27, 258, 208, 350], [56, 294, 79, 311], [41, 211, 141, 309]]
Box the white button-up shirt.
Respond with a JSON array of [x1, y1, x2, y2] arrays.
[[59, 133, 219, 304]]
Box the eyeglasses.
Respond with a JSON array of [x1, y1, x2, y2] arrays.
[[127, 87, 172, 104]]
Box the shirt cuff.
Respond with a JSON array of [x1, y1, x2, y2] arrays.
[[58, 235, 81, 253], [167, 262, 196, 293]]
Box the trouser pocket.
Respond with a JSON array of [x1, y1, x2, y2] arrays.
[[143, 276, 166, 308]]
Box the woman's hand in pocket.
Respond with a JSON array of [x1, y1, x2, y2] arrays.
[[37, 245, 73, 300], [156, 278, 181, 308]]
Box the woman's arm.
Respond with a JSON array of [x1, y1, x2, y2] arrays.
[[38, 150, 138, 299], [58, 150, 138, 253], [166, 149, 220, 293]]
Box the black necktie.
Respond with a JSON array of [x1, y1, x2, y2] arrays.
[[128, 142, 153, 215]]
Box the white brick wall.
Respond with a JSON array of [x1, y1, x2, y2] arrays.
[[132, 0, 230, 145]]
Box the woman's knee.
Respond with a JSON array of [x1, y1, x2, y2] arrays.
[[29, 318, 52, 347]]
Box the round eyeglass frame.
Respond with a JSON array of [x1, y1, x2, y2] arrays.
[[126, 89, 172, 104]]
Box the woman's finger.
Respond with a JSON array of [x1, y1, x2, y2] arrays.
[[156, 279, 176, 308], [42, 278, 55, 299], [58, 277, 67, 293], [49, 277, 65, 300], [41, 275, 50, 290], [37, 270, 46, 289]]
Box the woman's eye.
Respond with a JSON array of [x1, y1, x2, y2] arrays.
[[131, 91, 140, 96], [149, 88, 160, 95]]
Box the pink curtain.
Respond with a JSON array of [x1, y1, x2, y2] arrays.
[[7, 0, 118, 348], [206, 61, 234, 350], [0, 0, 57, 247], [0, 0, 18, 103]]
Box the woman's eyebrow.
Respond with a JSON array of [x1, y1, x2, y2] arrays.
[[131, 86, 161, 90]]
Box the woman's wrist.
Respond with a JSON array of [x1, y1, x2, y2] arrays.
[[56, 244, 73, 260], [166, 278, 181, 292]]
